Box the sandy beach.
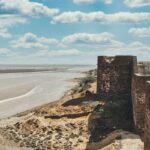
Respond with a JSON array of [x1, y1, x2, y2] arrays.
[[0, 69, 143, 150], [0, 65, 93, 119]]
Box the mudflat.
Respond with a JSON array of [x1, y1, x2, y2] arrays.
[[0, 65, 93, 119]]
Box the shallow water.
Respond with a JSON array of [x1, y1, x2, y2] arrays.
[[0, 65, 94, 119]]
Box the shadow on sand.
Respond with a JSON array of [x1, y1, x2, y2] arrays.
[[85, 94, 138, 150], [62, 92, 137, 150]]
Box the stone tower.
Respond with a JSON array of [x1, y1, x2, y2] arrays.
[[97, 56, 137, 100]]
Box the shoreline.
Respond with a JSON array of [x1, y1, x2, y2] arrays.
[[0, 65, 94, 74], [11, 69, 96, 118], [0, 68, 91, 119], [0, 68, 96, 120], [0, 69, 144, 150]]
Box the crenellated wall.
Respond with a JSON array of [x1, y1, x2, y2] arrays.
[[97, 56, 150, 150]]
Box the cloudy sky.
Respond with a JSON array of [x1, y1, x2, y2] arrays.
[[0, 0, 150, 64]]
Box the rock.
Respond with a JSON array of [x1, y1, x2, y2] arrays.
[[14, 139, 19, 143], [69, 133, 74, 139], [55, 127, 62, 132], [78, 138, 83, 142], [85, 90, 93, 96], [19, 141, 25, 147], [47, 131, 53, 134], [14, 122, 21, 129], [42, 127, 47, 133], [115, 135, 122, 140], [22, 134, 28, 138]]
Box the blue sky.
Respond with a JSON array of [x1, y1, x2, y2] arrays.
[[0, 0, 150, 64]]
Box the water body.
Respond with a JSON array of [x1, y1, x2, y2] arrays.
[[0, 65, 94, 119]]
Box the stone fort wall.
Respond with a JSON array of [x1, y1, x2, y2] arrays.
[[144, 82, 150, 150], [97, 56, 150, 150], [97, 56, 137, 99], [132, 74, 150, 134]]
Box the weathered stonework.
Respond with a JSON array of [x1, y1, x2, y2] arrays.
[[144, 82, 150, 150], [138, 62, 150, 75], [138, 64, 145, 75], [96, 56, 150, 150], [97, 56, 137, 100], [132, 74, 150, 133]]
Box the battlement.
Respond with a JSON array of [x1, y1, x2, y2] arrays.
[[97, 56, 150, 150], [97, 56, 136, 65]]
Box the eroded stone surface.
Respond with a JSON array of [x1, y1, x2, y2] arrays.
[[97, 56, 150, 150]]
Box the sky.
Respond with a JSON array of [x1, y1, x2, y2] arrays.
[[0, 0, 150, 64]]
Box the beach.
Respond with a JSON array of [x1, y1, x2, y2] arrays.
[[0, 65, 94, 119], [0, 68, 143, 150]]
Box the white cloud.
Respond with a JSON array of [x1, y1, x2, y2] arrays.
[[128, 41, 146, 48], [0, 15, 27, 39], [129, 27, 150, 37], [81, 41, 150, 57], [11, 32, 59, 49], [73, 0, 112, 5], [0, 0, 59, 38], [51, 11, 150, 24], [0, 15, 27, 29], [61, 32, 150, 59], [35, 49, 82, 57], [121, 42, 150, 56], [0, 28, 11, 38], [2, 29, 150, 63], [63, 32, 113, 43], [0, 0, 59, 17], [0, 48, 10, 55], [0, 48, 15, 57], [7, 40, 150, 62], [124, 0, 150, 7], [62, 32, 126, 48]]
